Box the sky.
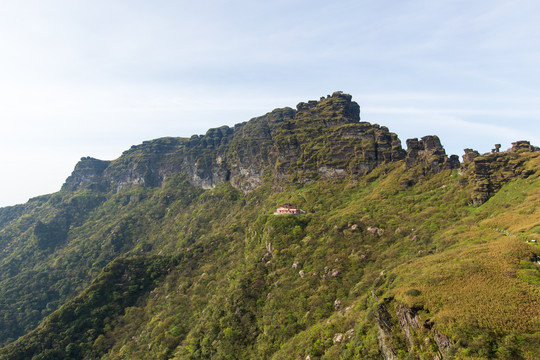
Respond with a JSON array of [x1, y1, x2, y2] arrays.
[[1, 0, 539, 207]]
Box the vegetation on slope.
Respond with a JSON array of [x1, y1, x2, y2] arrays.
[[2, 255, 177, 360], [0, 149, 537, 359], [0, 94, 538, 359]]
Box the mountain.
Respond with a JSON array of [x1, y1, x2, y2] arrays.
[[0, 92, 538, 360]]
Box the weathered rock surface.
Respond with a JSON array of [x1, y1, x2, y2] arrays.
[[62, 92, 406, 193], [375, 299, 455, 360], [63, 93, 536, 202], [462, 148, 480, 163], [62, 157, 110, 191], [491, 144, 501, 153], [509, 140, 539, 153], [376, 300, 397, 360], [405, 136, 459, 173], [433, 329, 453, 358], [396, 303, 420, 351], [462, 143, 538, 205]]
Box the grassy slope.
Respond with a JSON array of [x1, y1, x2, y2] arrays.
[[389, 153, 540, 359], [0, 152, 539, 359]]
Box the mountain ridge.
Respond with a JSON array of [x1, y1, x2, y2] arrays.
[[62, 91, 459, 196], [0, 92, 538, 359]]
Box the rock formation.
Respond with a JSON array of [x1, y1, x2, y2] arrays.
[[62, 93, 535, 208], [491, 144, 501, 153], [461, 142, 538, 205], [376, 300, 397, 360], [63, 92, 406, 193], [462, 148, 480, 163], [509, 140, 538, 153], [405, 136, 459, 173], [62, 157, 110, 191], [396, 304, 420, 351]]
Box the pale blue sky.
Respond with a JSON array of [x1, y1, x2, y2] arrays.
[[1, 0, 539, 206]]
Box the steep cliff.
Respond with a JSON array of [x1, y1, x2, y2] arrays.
[[62, 157, 111, 191], [63, 92, 406, 194]]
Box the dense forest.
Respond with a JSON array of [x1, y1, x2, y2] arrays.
[[0, 93, 538, 359]]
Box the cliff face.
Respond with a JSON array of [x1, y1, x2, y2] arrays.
[[63, 93, 537, 207], [405, 135, 459, 174], [63, 92, 408, 193], [461, 140, 538, 205], [62, 157, 110, 191]]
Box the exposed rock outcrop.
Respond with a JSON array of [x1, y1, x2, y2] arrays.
[[462, 148, 480, 163], [405, 136, 459, 173], [62, 157, 111, 191], [433, 329, 453, 358], [509, 140, 539, 153], [375, 299, 455, 360], [63, 93, 536, 201], [396, 304, 420, 351], [462, 143, 538, 205], [376, 301, 397, 360], [62, 92, 406, 194]]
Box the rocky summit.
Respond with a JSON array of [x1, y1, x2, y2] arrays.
[[63, 92, 455, 194], [0, 93, 539, 360]]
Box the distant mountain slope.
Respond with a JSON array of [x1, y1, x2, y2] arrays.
[[0, 93, 538, 359]]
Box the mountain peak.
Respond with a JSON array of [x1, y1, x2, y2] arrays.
[[61, 93, 407, 194], [295, 91, 360, 126]]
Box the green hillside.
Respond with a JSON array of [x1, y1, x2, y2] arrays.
[[0, 93, 538, 359]]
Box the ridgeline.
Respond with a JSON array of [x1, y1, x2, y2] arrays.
[[0, 92, 538, 359]]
